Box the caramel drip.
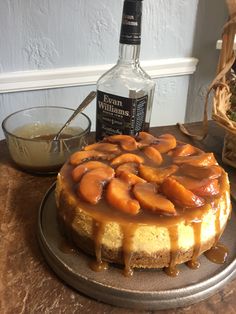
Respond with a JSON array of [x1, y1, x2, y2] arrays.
[[204, 243, 228, 264], [186, 259, 200, 270], [214, 206, 221, 245], [204, 206, 229, 265], [59, 238, 76, 254], [186, 222, 202, 269], [89, 220, 108, 272], [122, 224, 136, 277], [164, 225, 180, 277]]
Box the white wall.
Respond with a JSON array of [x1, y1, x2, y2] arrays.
[[0, 0, 227, 139]]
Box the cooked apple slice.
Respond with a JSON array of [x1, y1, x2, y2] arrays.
[[139, 164, 178, 184], [173, 153, 217, 167], [180, 164, 222, 180], [161, 177, 205, 208], [107, 134, 137, 151], [152, 134, 177, 153], [70, 150, 110, 165], [143, 146, 163, 165], [116, 162, 138, 176], [171, 144, 197, 157], [137, 132, 158, 147], [111, 153, 144, 166], [172, 176, 220, 197], [133, 182, 176, 215], [118, 171, 146, 185], [84, 142, 120, 153], [79, 167, 115, 204], [106, 178, 140, 215], [72, 161, 109, 182]]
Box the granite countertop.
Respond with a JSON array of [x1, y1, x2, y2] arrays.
[[1, 121, 236, 314]]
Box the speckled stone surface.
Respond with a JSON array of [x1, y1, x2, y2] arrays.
[[1, 122, 236, 314]]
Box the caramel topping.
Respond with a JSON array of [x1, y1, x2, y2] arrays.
[[214, 203, 222, 245], [190, 221, 202, 266], [164, 266, 180, 277], [122, 224, 137, 277], [204, 243, 228, 264], [59, 238, 76, 255], [89, 259, 108, 272], [68, 132, 226, 220], [164, 225, 180, 277], [201, 217, 230, 272], [186, 260, 201, 269], [89, 220, 109, 272]]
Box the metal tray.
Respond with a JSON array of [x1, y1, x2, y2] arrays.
[[38, 183, 236, 310]]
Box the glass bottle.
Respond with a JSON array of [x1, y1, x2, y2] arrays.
[[96, 0, 155, 141]]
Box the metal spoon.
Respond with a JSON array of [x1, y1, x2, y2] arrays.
[[49, 91, 96, 153], [53, 91, 96, 141]]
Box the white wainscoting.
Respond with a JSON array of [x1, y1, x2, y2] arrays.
[[0, 57, 198, 93]]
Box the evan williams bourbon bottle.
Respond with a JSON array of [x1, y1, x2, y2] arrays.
[[96, 0, 155, 140]]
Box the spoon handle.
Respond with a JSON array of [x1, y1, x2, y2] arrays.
[[54, 91, 96, 140]]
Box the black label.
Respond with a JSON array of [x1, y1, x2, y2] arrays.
[[96, 91, 148, 140], [119, 0, 142, 45]]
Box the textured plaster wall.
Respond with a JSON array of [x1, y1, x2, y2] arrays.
[[0, 0, 198, 71], [0, 0, 227, 139]]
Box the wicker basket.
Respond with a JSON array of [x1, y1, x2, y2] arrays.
[[212, 0, 236, 167], [179, 0, 236, 167]]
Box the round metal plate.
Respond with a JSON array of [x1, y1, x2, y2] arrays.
[[38, 183, 236, 310]]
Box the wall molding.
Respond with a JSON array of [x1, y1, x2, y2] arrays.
[[0, 57, 198, 94]]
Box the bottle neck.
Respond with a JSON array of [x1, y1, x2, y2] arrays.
[[118, 0, 142, 65], [118, 44, 140, 65]]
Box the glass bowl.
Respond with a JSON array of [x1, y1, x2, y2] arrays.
[[2, 106, 91, 174]]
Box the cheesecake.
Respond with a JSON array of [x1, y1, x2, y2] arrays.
[[55, 132, 231, 276]]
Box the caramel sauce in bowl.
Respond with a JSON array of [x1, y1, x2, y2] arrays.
[[2, 107, 91, 174]]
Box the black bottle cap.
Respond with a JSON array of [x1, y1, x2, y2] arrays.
[[119, 0, 143, 45]]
